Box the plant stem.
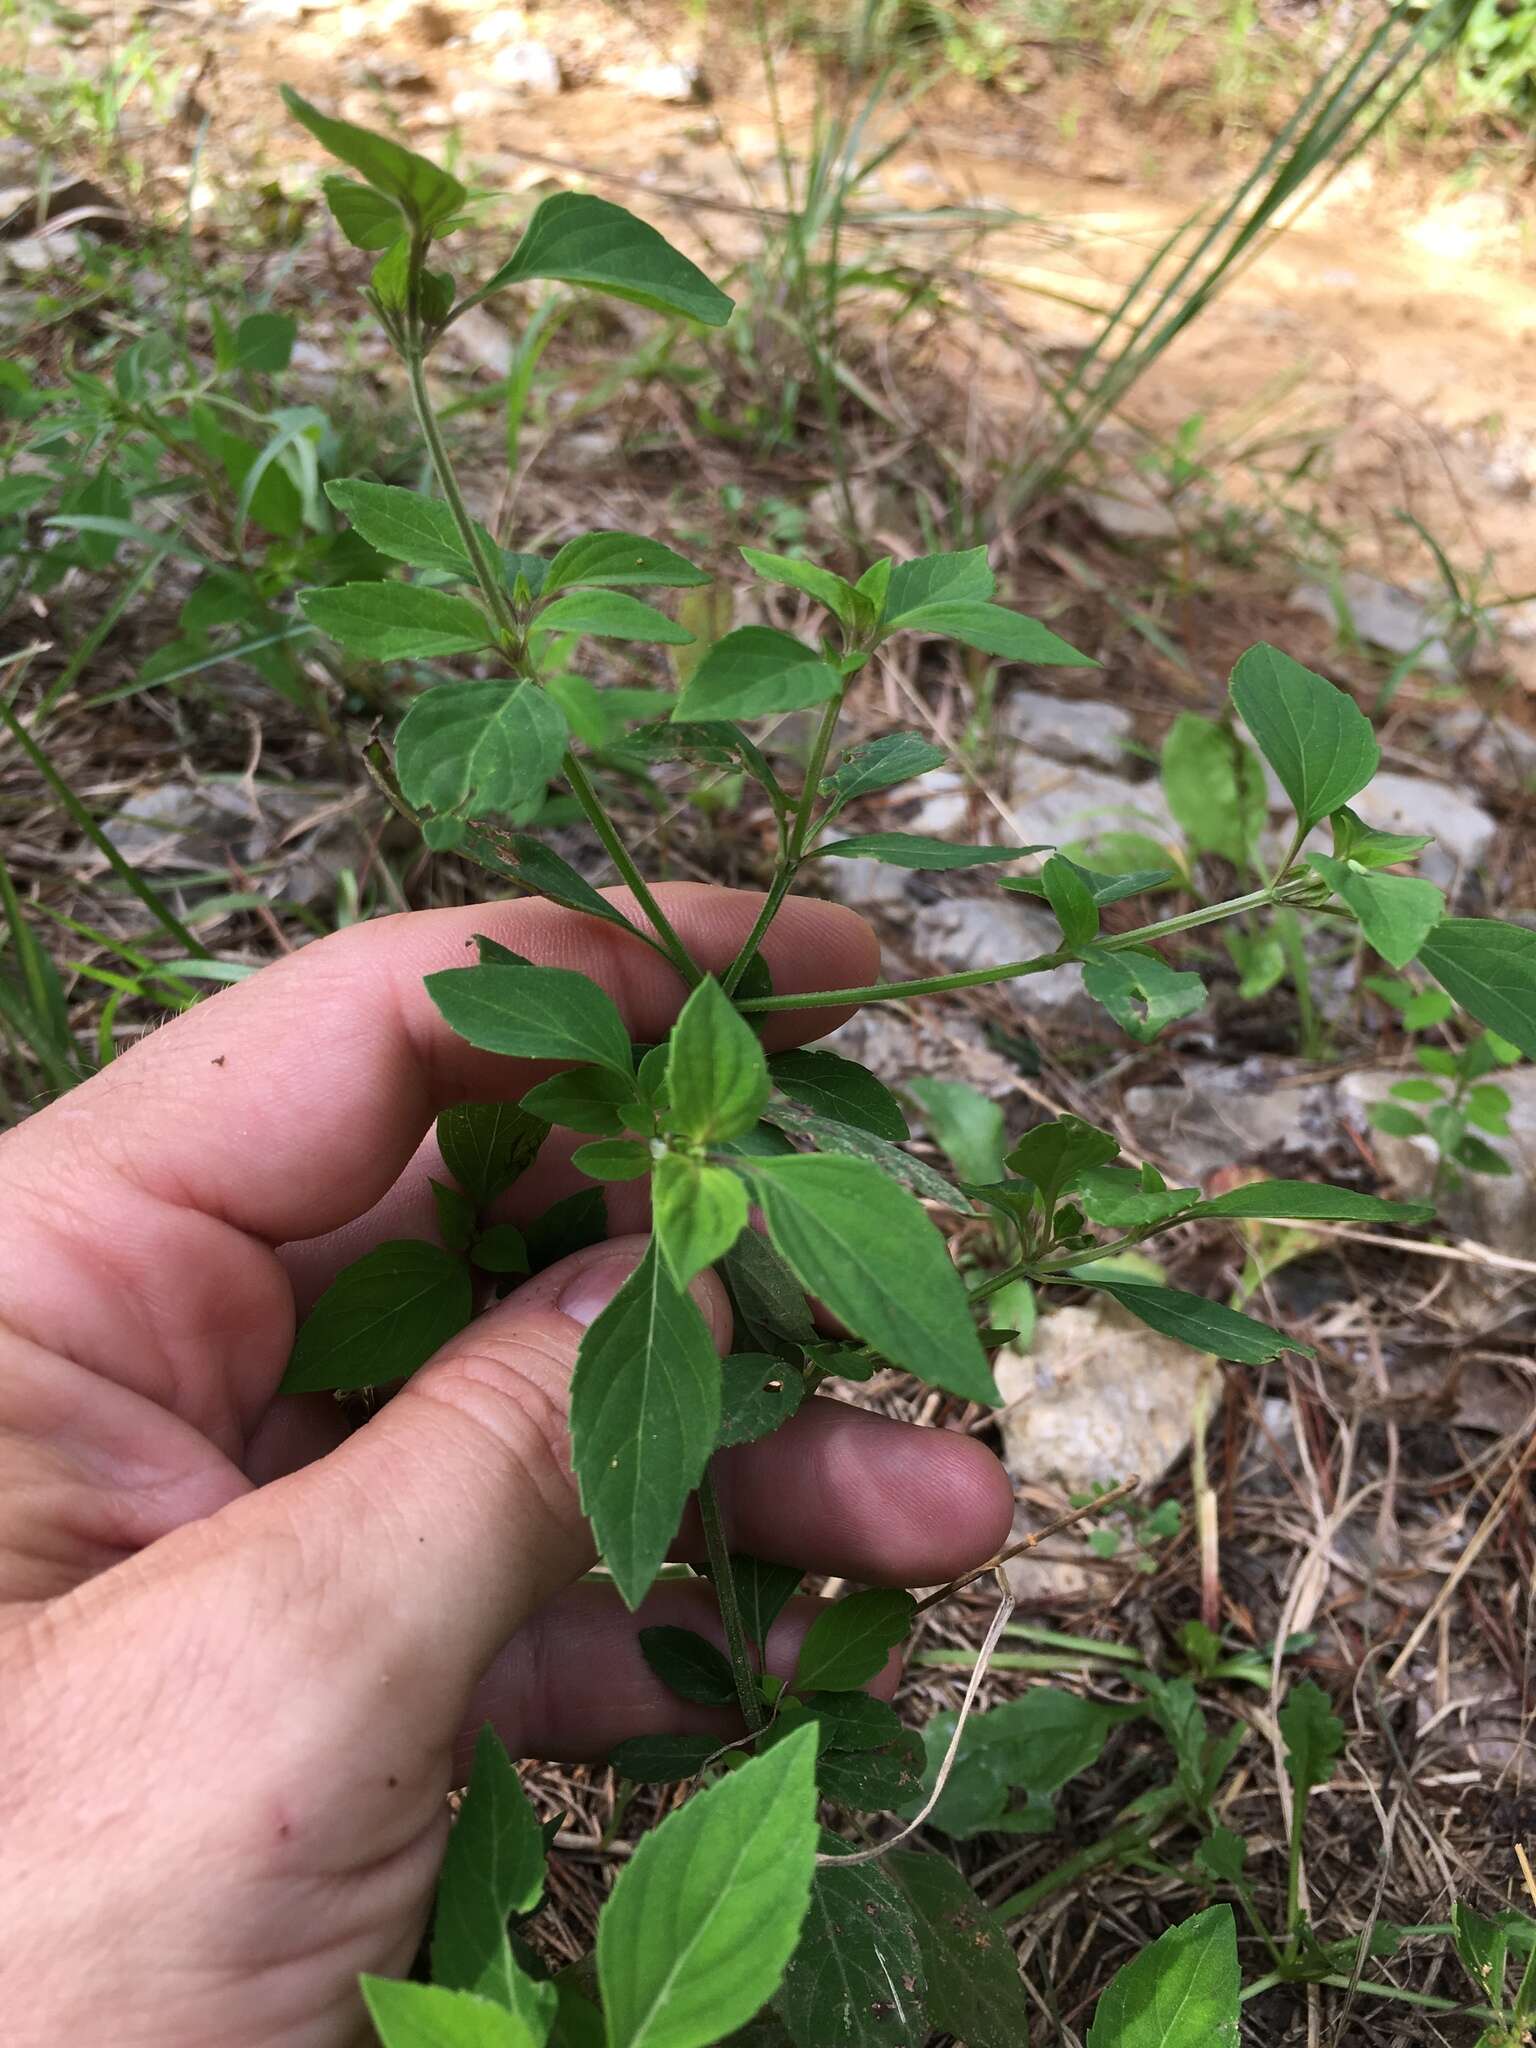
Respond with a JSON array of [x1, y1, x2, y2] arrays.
[[721, 687, 846, 997], [403, 348, 518, 640], [736, 884, 1282, 1013], [562, 751, 703, 988], [1240, 1971, 1494, 2021], [403, 341, 703, 989], [697, 1466, 766, 1734], [994, 1806, 1173, 1919]]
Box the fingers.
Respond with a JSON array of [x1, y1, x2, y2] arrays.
[[0, 887, 876, 1420], [701, 1397, 1015, 1587], [463, 1580, 902, 1768]]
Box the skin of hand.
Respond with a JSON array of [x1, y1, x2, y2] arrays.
[[0, 883, 1013, 2048]]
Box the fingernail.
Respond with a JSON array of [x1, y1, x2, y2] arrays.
[[557, 1254, 638, 1328]]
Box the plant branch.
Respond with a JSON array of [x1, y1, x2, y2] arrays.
[[736, 883, 1286, 1013], [562, 751, 703, 987], [697, 1467, 766, 1734], [721, 687, 847, 997]]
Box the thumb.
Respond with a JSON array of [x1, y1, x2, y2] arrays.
[[244, 1235, 731, 1736]]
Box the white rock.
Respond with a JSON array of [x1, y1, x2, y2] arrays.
[[995, 1301, 1208, 1601], [1005, 757, 1176, 852], [1350, 771, 1495, 890], [1439, 707, 1536, 791], [601, 59, 702, 103], [440, 306, 514, 376], [1075, 480, 1180, 543], [910, 896, 1096, 1030], [486, 40, 561, 91], [816, 856, 912, 913], [1289, 574, 1452, 673], [1123, 1061, 1338, 1181], [997, 688, 1133, 771]]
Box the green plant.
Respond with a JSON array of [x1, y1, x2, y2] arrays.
[[1365, 974, 1520, 1192], [166, 84, 1536, 2045]]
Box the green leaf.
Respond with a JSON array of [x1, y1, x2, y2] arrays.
[[1160, 713, 1266, 868], [433, 1177, 478, 1252], [790, 1691, 904, 1752], [361, 1978, 549, 2048], [816, 1727, 926, 1812], [1082, 947, 1206, 1043], [1186, 1180, 1434, 1224], [282, 1240, 471, 1393], [719, 1228, 817, 1358], [739, 1154, 998, 1402], [884, 547, 995, 616], [283, 86, 466, 231], [666, 977, 771, 1143], [769, 1051, 909, 1142], [397, 679, 568, 823], [1083, 1279, 1310, 1364], [794, 1588, 915, 1692], [544, 530, 710, 592], [812, 834, 1036, 870], [493, 836, 642, 939], [481, 191, 732, 326], [323, 174, 405, 250], [653, 1153, 749, 1288], [610, 1734, 719, 1783], [715, 1353, 804, 1450], [888, 1853, 1031, 2043], [1307, 854, 1443, 970], [760, 1104, 968, 1209], [1367, 1100, 1428, 1139], [233, 311, 297, 373], [639, 1626, 737, 1707], [1419, 918, 1536, 1060], [1004, 1115, 1119, 1212], [823, 732, 947, 803], [1076, 1166, 1199, 1229], [520, 1067, 639, 1136], [569, 1242, 721, 1607], [524, 1188, 608, 1273], [426, 963, 633, 1077], [471, 1224, 530, 1275], [434, 1726, 546, 1992], [1041, 852, 1101, 951], [730, 1555, 804, 1651], [437, 1100, 549, 1206], [571, 1137, 652, 1181], [777, 1855, 926, 2048], [1451, 1899, 1511, 2007], [1195, 1826, 1248, 1886], [673, 627, 841, 722], [904, 1076, 1006, 1186], [1001, 861, 1176, 908], [299, 581, 491, 659], [1085, 1905, 1239, 2048], [740, 547, 858, 626], [324, 478, 489, 577], [885, 599, 1094, 666], [1279, 1678, 1343, 1799], [1229, 644, 1379, 832], [597, 1726, 819, 2048], [474, 1943, 559, 2038], [1329, 805, 1433, 869], [535, 590, 694, 645]]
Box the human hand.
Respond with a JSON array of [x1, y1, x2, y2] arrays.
[[0, 884, 1012, 2047]]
